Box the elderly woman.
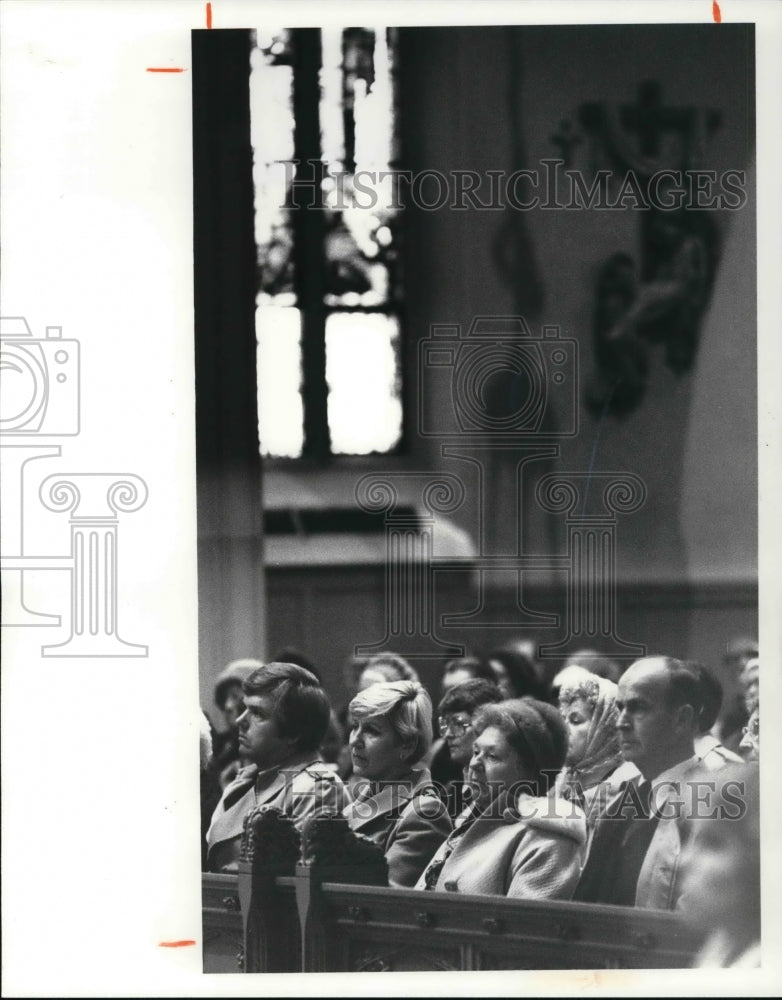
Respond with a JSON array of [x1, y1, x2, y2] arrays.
[[415, 698, 587, 898], [342, 681, 452, 887], [555, 670, 637, 820]]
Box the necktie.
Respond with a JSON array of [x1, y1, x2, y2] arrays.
[[574, 778, 659, 905]]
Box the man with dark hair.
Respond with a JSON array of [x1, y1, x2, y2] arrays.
[[689, 661, 743, 769], [205, 662, 348, 872], [429, 679, 503, 817], [574, 656, 711, 910]]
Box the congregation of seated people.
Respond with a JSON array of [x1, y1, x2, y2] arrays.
[[200, 641, 761, 967]]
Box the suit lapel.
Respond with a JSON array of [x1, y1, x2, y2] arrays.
[[253, 768, 289, 808]]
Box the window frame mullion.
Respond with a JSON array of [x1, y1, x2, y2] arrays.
[[291, 28, 331, 462]]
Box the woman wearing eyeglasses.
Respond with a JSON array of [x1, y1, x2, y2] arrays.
[[342, 681, 453, 887], [415, 698, 587, 898], [431, 679, 503, 817]]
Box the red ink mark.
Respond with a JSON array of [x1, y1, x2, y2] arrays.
[[713, 1, 722, 22], [158, 939, 196, 948], [206, 2, 213, 28], [146, 68, 187, 73]]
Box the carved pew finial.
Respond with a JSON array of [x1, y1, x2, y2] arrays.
[[299, 812, 389, 884], [239, 804, 301, 873]]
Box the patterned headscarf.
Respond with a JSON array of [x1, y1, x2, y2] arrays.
[[558, 672, 623, 802]]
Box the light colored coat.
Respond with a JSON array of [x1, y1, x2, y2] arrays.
[[206, 753, 347, 872], [415, 790, 587, 899], [343, 767, 452, 887], [694, 733, 744, 771], [635, 755, 704, 910]]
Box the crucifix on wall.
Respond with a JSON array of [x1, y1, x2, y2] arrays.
[[566, 81, 724, 417]]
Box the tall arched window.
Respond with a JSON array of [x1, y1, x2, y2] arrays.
[[251, 27, 405, 460]]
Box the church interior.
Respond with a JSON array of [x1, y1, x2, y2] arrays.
[[193, 22, 757, 725]]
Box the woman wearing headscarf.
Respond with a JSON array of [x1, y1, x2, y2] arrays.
[[555, 669, 638, 824], [415, 698, 587, 899], [342, 680, 452, 887]]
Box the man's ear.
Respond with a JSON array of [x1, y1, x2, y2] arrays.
[[674, 702, 696, 733]]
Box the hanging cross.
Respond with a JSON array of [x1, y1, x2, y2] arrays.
[[620, 81, 696, 158]]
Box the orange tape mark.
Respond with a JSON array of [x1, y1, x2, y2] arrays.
[[158, 940, 197, 948], [713, 1, 722, 22]]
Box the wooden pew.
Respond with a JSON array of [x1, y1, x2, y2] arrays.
[[203, 807, 703, 973], [307, 882, 701, 971], [202, 871, 243, 973]]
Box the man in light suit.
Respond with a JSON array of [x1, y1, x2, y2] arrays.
[[205, 662, 348, 872], [574, 656, 718, 910]]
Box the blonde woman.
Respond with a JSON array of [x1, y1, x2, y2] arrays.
[[343, 681, 452, 887]]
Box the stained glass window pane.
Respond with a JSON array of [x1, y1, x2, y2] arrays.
[[320, 27, 400, 310], [251, 26, 403, 458], [257, 306, 304, 458], [250, 31, 296, 298], [326, 312, 402, 455]]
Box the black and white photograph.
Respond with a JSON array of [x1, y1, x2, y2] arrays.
[[2, 1, 781, 996]]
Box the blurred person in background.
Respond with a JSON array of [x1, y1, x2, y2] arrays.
[[718, 637, 758, 753], [486, 645, 541, 700], [199, 710, 221, 871], [272, 646, 321, 682], [211, 658, 264, 788], [689, 661, 744, 769], [563, 650, 624, 684], [357, 651, 420, 690], [740, 706, 759, 761], [740, 656, 759, 716], [319, 709, 345, 770], [679, 763, 760, 967], [440, 655, 498, 694], [342, 681, 452, 887]]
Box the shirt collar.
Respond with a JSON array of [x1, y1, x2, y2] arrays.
[[694, 733, 719, 755], [649, 754, 701, 788]]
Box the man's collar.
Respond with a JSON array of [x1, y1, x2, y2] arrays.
[[694, 733, 720, 755], [253, 750, 321, 785], [649, 754, 701, 787]]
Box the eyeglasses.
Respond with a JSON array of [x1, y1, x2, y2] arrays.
[[438, 716, 472, 737]]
